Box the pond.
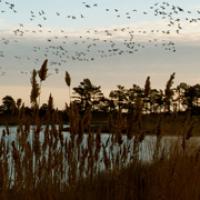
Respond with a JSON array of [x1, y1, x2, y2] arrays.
[[0, 125, 198, 162], [0, 124, 199, 187]]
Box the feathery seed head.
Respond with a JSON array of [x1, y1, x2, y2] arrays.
[[38, 59, 48, 81], [65, 71, 71, 87]]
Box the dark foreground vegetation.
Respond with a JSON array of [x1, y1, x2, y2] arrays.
[[0, 60, 200, 199], [3, 148, 200, 200], [1, 60, 200, 133]]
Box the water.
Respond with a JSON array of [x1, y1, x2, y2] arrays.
[[0, 125, 199, 186], [0, 125, 199, 162]]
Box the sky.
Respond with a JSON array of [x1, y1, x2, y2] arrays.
[[0, 0, 200, 108]]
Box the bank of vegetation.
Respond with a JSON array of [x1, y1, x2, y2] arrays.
[[0, 60, 199, 200]]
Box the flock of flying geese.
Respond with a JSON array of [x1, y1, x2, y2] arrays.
[[0, 0, 199, 76]]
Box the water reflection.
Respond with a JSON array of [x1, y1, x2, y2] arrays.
[[0, 125, 199, 163]]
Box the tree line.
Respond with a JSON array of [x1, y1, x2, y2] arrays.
[[1, 61, 200, 119]]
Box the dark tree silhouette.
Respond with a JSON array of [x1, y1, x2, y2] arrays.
[[73, 78, 103, 111], [184, 84, 200, 112], [149, 89, 164, 113], [109, 85, 127, 111], [16, 98, 22, 110], [39, 103, 48, 117], [127, 84, 143, 110], [176, 82, 189, 111], [2, 95, 17, 114]]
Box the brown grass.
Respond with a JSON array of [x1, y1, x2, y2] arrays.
[[0, 61, 199, 200]]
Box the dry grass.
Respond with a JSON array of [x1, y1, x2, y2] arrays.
[[0, 135, 199, 200], [0, 61, 199, 200]]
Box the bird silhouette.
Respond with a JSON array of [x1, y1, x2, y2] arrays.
[[0, 0, 197, 76]]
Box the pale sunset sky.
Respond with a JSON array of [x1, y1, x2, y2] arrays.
[[0, 0, 200, 108]]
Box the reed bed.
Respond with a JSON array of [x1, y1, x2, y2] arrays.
[[0, 119, 199, 200], [0, 60, 199, 200]]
